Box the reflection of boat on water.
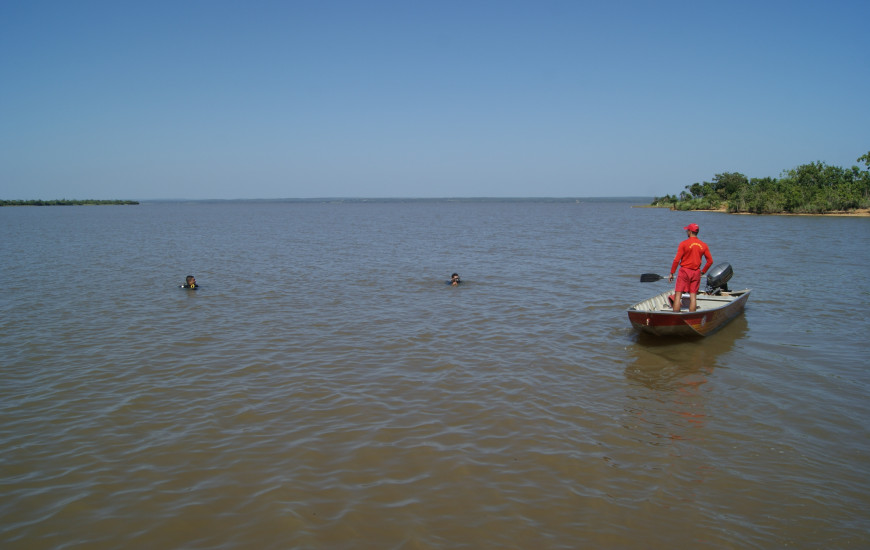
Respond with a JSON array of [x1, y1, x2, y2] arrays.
[[625, 313, 748, 391], [627, 263, 751, 337], [623, 314, 748, 444]]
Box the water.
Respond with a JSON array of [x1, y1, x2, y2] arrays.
[[1, 200, 868, 549]]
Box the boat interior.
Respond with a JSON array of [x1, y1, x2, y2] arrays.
[[630, 290, 749, 313]]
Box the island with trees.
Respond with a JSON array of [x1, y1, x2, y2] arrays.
[[0, 199, 139, 207], [650, 152, 870, 215]]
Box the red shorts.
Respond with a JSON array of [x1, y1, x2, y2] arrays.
[[675, 268, 702, 294]]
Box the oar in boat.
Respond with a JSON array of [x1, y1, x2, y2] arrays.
[[640, 273, 669, 282]]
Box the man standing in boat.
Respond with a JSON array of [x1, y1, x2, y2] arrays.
[[668, 223, 712, 312]]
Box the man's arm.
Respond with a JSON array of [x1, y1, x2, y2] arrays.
[[701, 248, 713, 274], [669, 242, 685, 277]]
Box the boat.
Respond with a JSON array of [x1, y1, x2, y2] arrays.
[[627, 263, 751, 337]]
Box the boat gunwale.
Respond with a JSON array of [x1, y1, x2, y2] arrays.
[[627, 289, 751, 315]]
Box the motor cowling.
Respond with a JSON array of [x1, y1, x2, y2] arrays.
[[706, 262, 733, 291]]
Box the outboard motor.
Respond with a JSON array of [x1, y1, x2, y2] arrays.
[[705, 262, 733, 294]]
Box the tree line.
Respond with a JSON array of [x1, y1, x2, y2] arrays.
[[0, 199, 139, 206], [651, 152, 870, 214]]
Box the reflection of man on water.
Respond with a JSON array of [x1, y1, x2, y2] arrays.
[[668, 223, 712, 312]]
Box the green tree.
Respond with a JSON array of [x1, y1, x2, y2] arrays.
[[652, 154, 870, 213], [711, 172, 748, 200]]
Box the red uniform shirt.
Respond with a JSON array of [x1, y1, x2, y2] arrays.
[[671, 236, 712, 274]]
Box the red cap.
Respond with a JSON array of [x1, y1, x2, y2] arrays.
[[683, 223, 699, 232]]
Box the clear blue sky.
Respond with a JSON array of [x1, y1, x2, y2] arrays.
[[2, 0, 868, 200]]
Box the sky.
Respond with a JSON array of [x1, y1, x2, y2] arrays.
[[2, 0, 868, 200]]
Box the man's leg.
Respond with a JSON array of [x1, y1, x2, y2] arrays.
[[673, 270, 686, 312]]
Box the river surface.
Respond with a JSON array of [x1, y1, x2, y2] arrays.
[[1, 199, 868, 549]]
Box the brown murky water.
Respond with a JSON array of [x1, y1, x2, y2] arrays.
[[2, 200, 868, 549]]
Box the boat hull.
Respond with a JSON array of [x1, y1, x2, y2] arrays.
[[627, 289, 751, 337]]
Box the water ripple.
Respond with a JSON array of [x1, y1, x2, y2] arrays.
[[1, 202, 868, 549]]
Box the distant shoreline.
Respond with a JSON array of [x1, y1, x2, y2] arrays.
[[635, 205, 870, 217], [0, 199, 139, 206], [5, 197, 652, 206]]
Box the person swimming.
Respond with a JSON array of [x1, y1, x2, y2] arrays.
[[180, 275, 198, 289], [448, 273, 461, 286]]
